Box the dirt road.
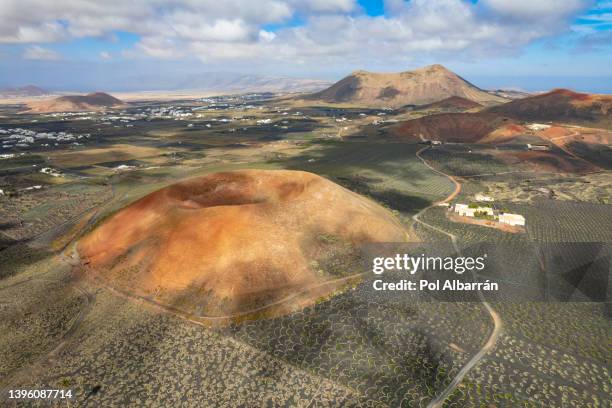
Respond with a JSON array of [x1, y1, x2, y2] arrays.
[[412, 146, 503, 408]]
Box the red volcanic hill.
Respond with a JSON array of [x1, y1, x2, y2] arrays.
[[26, 92, 126, 113], [306, 64, 506, 108], [78, 170, 407, 318], [391, 112, 525, 144], [487, 89, 612, 128]]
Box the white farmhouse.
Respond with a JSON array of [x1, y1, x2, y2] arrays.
[[454, 204, 494, 217], [498, 213, 526, 226], [454, 203, 473, 216]]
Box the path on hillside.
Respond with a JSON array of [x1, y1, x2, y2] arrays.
[[412, 146, 503, 408], [90, 270, 367, 322], [541, 129, 602, 171]]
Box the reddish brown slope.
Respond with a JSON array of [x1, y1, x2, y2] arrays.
[[391, 113, 525, 143], [78, 170, 407, 318], [487, 89, 612, 128]]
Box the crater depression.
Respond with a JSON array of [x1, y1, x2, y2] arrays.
[[78, 169, 407, 319]]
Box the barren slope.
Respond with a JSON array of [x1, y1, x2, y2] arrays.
[[78, 170, 407, 318], [307, 64, 506, 107], [26, 92, 125, 113], [487, 89, 612, 128], [391, 113, 525, 143]]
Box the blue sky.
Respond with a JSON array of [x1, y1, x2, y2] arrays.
[[0, 0, 610, 92]]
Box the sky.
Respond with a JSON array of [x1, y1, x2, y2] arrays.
[[0, 0, 611, 92]]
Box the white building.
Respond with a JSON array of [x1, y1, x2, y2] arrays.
[[454, 204, 494, 217], [527, 143, 550, 151], [526, 123, 551, 131], [454, 203, 471, 216], [40, 167, 62, 177], [475, 193, 494, 202], [498, 213, 526, 226]]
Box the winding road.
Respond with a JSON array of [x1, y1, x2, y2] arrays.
[[412, 146, 503, 408]]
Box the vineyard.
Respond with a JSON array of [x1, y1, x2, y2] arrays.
[[232, 284, 494, 407], [482, 172, 611, 204], [420, 145, 512, 177], [516, 199, 612, 242], [278, 141, 455, 218]]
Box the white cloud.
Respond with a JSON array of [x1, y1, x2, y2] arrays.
[[170, 17, 256, 42], [0, 0, 594, 66], [0, 22, 67, 43], [22, 45, 61, 60], [99, 51, 111, 60], [481, 0, 588, 20], [259, 30, 276, 42], [290, 0, 356, 13]]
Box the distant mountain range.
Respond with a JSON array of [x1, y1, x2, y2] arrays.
[[103, 73, 331, 94], [305, 64, 507, 107], [175, 73, 331, 94], [2, 74, 330, 97], [0, 85, 49, 98]]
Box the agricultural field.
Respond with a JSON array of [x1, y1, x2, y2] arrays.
[[482, 172, 610, 204], [0, 93, 610, 406]]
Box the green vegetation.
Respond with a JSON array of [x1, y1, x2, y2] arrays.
[[473, 210, 494, 219]]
